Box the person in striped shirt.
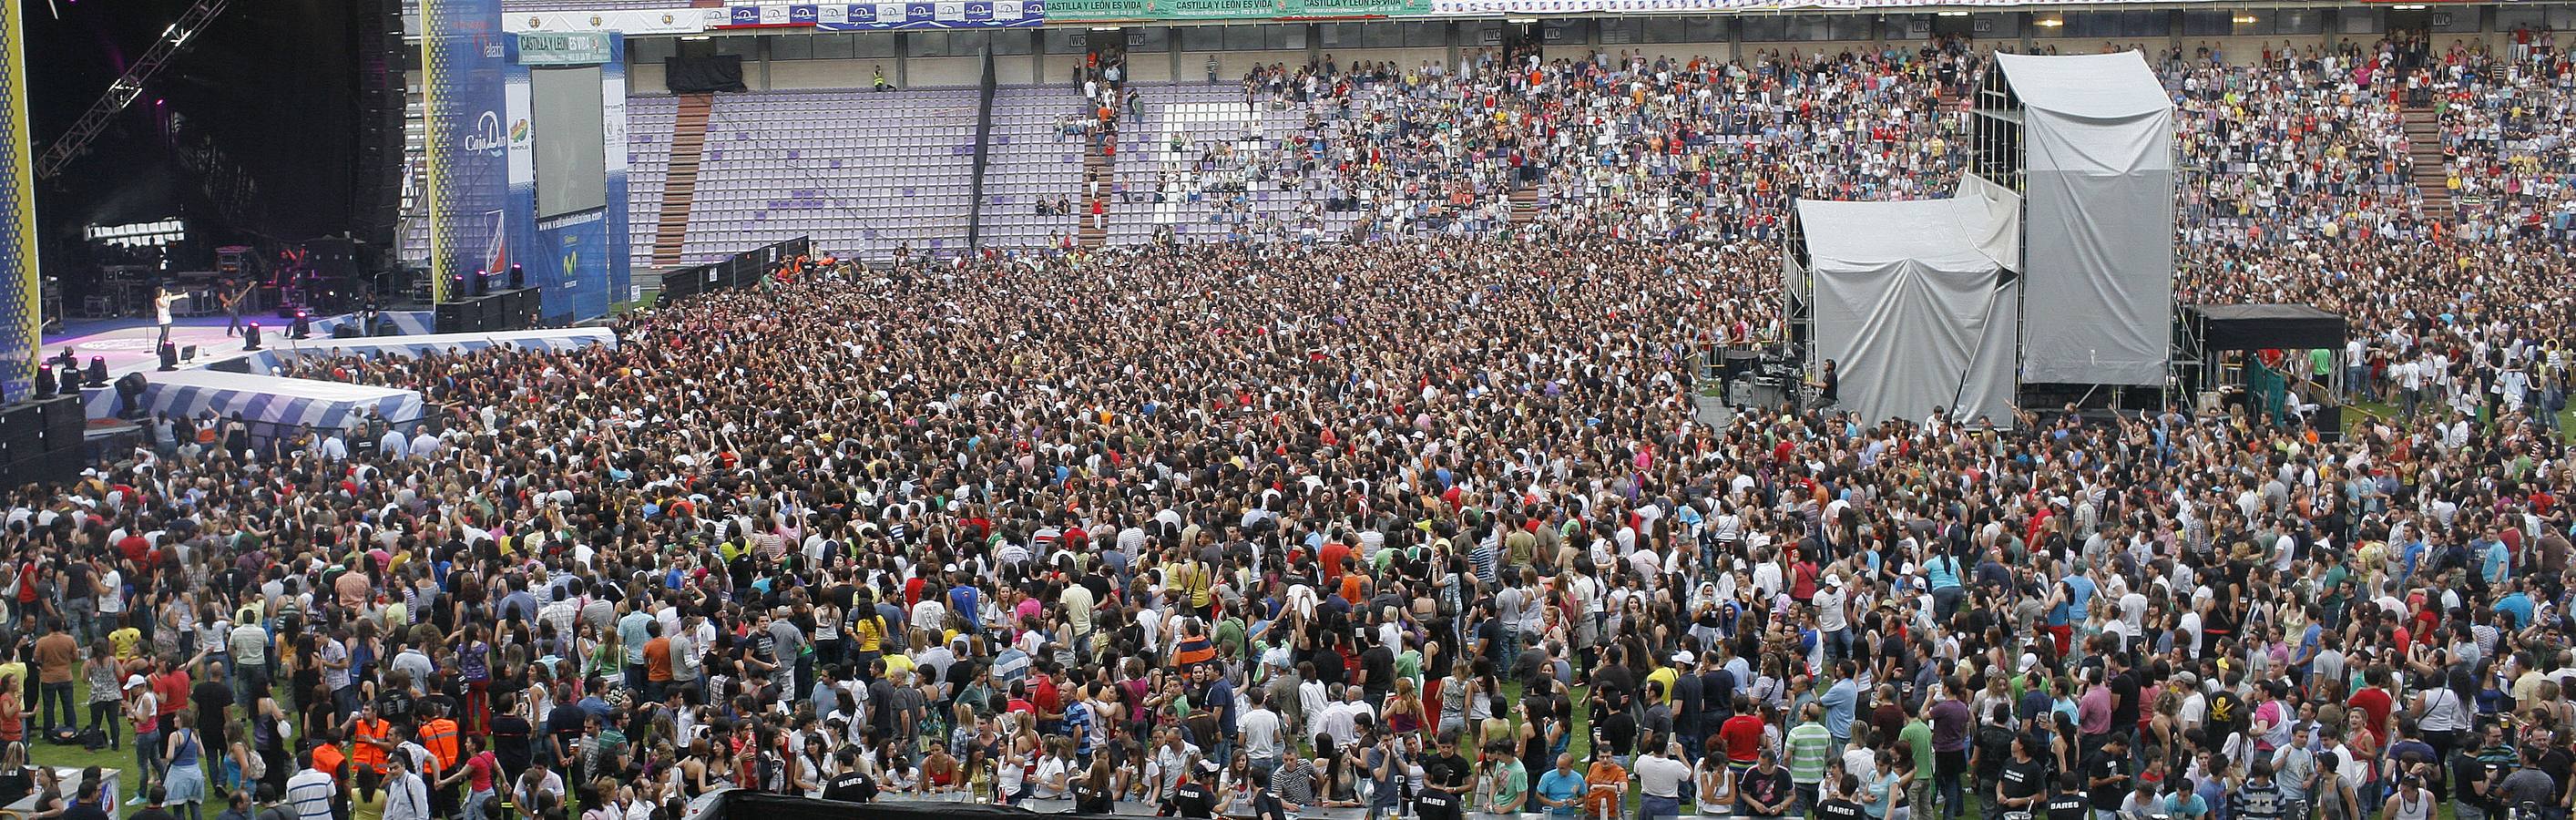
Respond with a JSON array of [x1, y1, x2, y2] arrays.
[[1787, 702, 1838, 819], [282, 751, 336, 820]]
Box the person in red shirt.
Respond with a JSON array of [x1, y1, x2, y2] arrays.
[[1318, 541, 1351, 586], [2346, 668, 2397, 748], [438, 736, 502, 820], [1721, 696, 1767, 767], [152, 659, 189, 737]]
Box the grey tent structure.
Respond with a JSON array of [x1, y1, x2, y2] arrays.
[[1786, 190, 2019, 426], [1973, 51, 2175, 388]]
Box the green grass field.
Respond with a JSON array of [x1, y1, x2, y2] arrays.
[[26, 675, 404, 820]]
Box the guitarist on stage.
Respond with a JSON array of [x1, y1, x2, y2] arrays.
[[221, 281, 253, 337]]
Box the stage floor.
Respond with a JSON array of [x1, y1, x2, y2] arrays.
[[44, 317, 273, 379]]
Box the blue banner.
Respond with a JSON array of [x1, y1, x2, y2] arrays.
[[809, 0, 1048, 28], [0, 0, 35, 400], [502, 36, 631, 321], [423, 0, 512, 302]]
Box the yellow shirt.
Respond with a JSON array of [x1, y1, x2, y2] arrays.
[[853, 614, 885, 652], [1645, 666, 1680, 704], [108, 627, 142, 661]]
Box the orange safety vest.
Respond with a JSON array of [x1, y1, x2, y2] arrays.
[[421, 718, 461, 770], [313, 743, 348, 782], [351, 718, 390, 773]]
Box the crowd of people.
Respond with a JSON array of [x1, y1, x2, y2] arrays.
[[0, 26, 2571, 820], [1102, 33, 2576, 427]]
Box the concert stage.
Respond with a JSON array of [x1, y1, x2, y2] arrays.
[[40, 317, 271, 380]]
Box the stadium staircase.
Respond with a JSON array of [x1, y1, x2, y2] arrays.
[[1079, 139, 1110, 248], [652, 93, 716, 268], [2402, 105, 2454, 222], [1508, 187, 1539, 226]]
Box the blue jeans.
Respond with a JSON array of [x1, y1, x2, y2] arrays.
[[235, 663, 271, 710], [39, 681, 74, 730], [1640, 794, 1682, 820], [136, 729, 165, 787]]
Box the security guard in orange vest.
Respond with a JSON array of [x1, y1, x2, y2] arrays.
[[418, 703, 465, 818], [421, 705, 463, 774], [352, 702, 396, 803]]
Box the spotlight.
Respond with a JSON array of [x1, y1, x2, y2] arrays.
[[507, 263, 525, 291], [244, 323, 262, 351], [472, 269, 489, 297], [85, 356, 107, 388], [291, 311, 312, 340]]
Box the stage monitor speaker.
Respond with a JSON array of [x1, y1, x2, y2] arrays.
[[474, 293, 501, 332], [38, 396, 82, 446], [435, 300, 466, 334], [508, 287, 539, 329], [0, 412, 34, 450], [347, 0, 405, 249], [5, 452, 77, 487]]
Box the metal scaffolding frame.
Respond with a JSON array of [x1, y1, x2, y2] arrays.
[[35, 0, 232, 179]]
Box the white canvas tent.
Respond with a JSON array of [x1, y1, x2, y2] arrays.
[[1987, 51, 2175, 386], [1793, 193, 2019, 425]]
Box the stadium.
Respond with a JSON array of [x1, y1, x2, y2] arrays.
[[0, 0, 2564, 819]]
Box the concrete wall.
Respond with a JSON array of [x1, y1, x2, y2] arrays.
[[770, 60, 869, 90], [905, 56, 977, 87], [1128, 55, 1175, 84], [634, 60, 667, 95]]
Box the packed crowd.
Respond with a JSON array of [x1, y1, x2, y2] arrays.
[[2, 27, 2576, 820], [1108, 35, 2576, 425]]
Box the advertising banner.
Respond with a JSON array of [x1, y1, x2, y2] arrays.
[[719, 5, 804, 26], [506, 9, 712, 33], [516, 31, 615, 64], [0, 0, 35, 401], [1047, 0, 1422, 20], [423, 0, 513, 302], [501, 36, 632, 322], [813, 1, 1047, 28]]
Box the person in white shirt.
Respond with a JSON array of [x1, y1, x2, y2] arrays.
[[286, 752, 339, 820], [1635, 741, 1694, 817], [380, 751, 434, 820], [1031, 742, 1074, 800], [1240, 692, 1285, 780], [1319, 686, 1373, 750], [95, 567, 123, 621], [409, 430, 442, 462]]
